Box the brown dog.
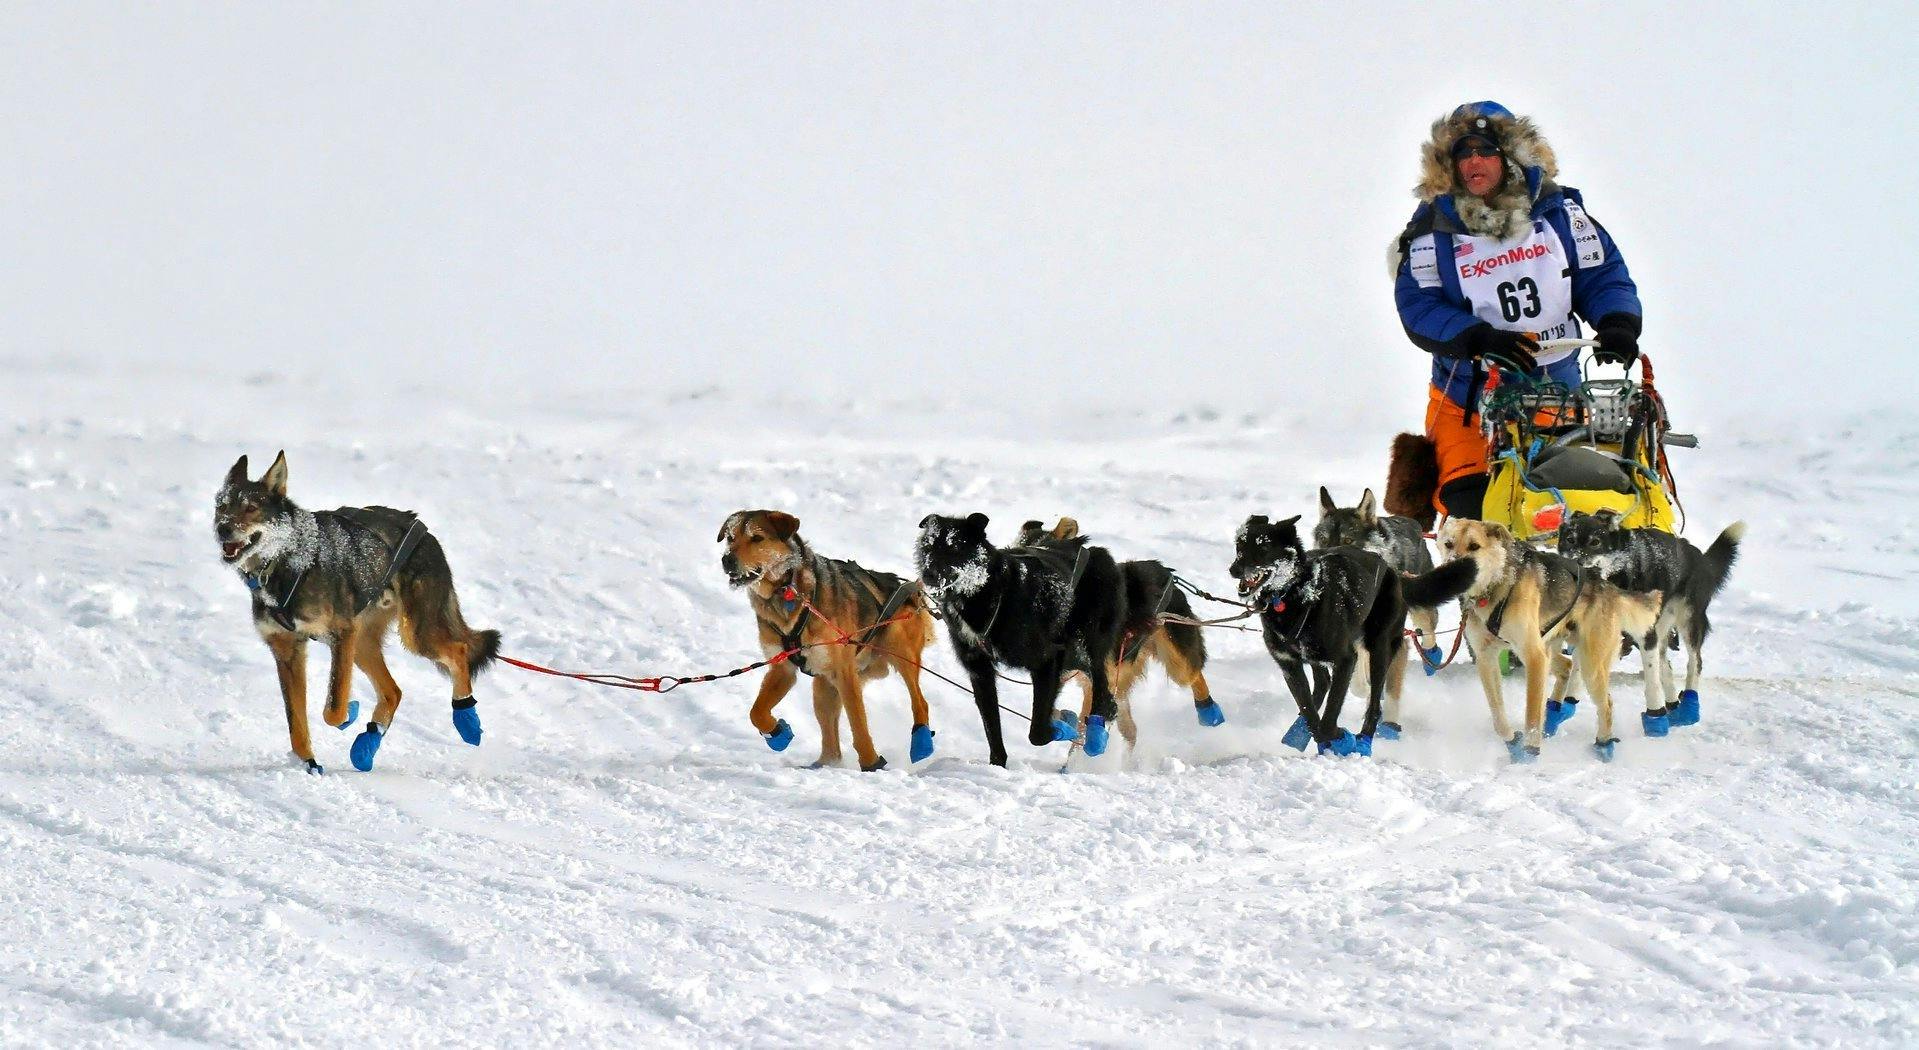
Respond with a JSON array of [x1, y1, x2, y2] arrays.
[[717, 510, 937, 770]]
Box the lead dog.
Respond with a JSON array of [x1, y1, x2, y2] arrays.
[[214, 452, 498, 775], [718, 510, 937, 771], [1439, 519, 1662, 763]]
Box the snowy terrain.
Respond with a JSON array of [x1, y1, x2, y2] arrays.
[[3, 360, 1915, 1047]]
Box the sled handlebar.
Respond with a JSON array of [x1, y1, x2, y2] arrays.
[[1536, 338, 1601, 352]]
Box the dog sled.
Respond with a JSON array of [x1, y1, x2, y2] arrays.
[[1478, 339, 1696, 540]]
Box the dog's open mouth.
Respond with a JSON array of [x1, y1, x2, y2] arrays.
[[220, 533, 260, 563], [1236, 569, 1269, 597], [725, 566, 763, 588]]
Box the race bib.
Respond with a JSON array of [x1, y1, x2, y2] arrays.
[[1453, 221, 1579, 363]]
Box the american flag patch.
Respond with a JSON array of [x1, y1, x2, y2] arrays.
[[1455, 242, 1475, 258]]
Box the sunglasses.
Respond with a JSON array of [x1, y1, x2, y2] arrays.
[[1455, 145, 1502, 159]]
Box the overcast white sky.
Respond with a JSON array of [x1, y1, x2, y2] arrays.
[[3, 3, 1911, 427]]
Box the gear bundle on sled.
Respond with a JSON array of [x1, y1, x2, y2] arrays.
[[1478, 339, 1696, 538]]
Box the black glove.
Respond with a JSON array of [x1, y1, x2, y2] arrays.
[[1460, 324, 1539, 374], [1593, 324, 1640, 369]]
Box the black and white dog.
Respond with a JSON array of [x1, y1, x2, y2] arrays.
[[1314, 486, 1444, 672], [915, 513, 1125, 766], [1231, 514, 1475, 754], [1554, 510, 1745, 729]]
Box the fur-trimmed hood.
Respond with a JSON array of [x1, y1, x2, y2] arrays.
[[1415, 107, 1560, 241]]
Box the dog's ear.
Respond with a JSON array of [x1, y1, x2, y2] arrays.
[[1594, 508, 1623, 527], [917, 513, 940, 530], [1050, 517, 1079, 540], [1318, 487, 1336, 516], [1246, 514, 1270, 528], [1276, 514, 1301, 529], [225, 454, 249, 487], [717, 511, 746, 543], [764, 511, 801, 540], [262, 451, 288, 496], [963, 512, 990, 536], [1357, 488, 1377, 522]]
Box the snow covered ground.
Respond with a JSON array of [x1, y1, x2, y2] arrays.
[[4, 360, 1917, 1047]]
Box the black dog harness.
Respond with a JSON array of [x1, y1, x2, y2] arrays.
[[1482, 546, 1583, 637], [761, 559, 919, 678], [245, 511, 429, 632], [958, 544, 1091, 654]]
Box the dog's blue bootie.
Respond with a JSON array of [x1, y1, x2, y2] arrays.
[[1376, 722, 1401, 740], [1282, 714, 1313, 752], [1195, 699, 1226, 727], [1083, 715, 1111, 757], [350, 723, 384, 772], [910, 724, 935, 763], [1320, 731, 1360, 757], [1544, 697, 1579, 737], [1421, 646, 1445, 677], [451, 698, 483, 746], [1353, 733, 1373, 758], [1050, 711, 1081, 744], [1507, 733, 1539, 764], [1671, 690, 1701, 727], [762, 718, 793, 752], [1593, 737, 1618, 763], [1642, 709, 1671, 738], [335, 700, 360, 731]]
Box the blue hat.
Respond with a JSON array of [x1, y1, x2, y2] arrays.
[[1449, 100, 1512, 157]]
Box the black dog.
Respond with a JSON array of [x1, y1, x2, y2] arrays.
[[1230, 514, 1475, 754], [1555, 510, 1745, 727], [914, 513, 1125, 766]]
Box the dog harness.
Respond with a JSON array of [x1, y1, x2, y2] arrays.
[[242, 510, 429, 633], [1481, 546, 1584, 636]]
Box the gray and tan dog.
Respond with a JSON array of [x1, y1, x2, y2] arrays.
[[215, 452, 499, 775], [1315, 487, 1443, 669], [718, 510, 937, 771], [1439, 519, 1660, 764]]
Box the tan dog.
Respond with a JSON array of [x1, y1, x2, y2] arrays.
[[1439, 519, 1661, 763], [717, 510, 937, 770]]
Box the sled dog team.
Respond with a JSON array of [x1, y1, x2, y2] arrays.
[[215, 452, 1742, 775]]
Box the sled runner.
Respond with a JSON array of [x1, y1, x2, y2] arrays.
[[1479, 339, 1695, 540]]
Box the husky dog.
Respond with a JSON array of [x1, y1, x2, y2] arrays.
[[717, 510, 937, 771], [1554, 510, 1745, 729], [1315, 487, 1443, 666], [1016, 518, 1222, 754], [915, 513, 1126, 766], [1439, 519, 1662, 763], [1230, 515, 1476, 754], [214, 452, 499, 775]]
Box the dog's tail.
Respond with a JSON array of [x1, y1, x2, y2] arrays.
[[398, 534, 502, 680], [1613, 586, 1665, 642], [1384, 433, 1440, 531], [1696, 521, 1746, 605], [1119, 561, 1206, 669], [1401, 559, 1476, 609]]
